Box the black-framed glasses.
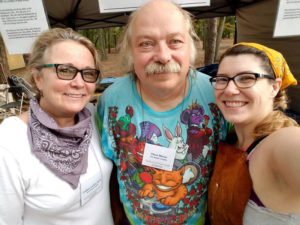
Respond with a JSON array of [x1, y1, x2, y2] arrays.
[[209, 72, 275, 90], [40, 64, 100, 83]]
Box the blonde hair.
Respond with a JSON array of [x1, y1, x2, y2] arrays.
[[253, 90, 299, 139], [220, 44, 299, 140], [117, 0, 199, 73], [27, 28, 100, 96]]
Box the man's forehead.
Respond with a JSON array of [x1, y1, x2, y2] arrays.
[[137, 0, 179, 15], [131, 8, 186, 38], [132, 0, 183, 26]]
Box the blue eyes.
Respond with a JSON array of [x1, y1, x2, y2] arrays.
[[139, 40, 182, 48], [171, 40, 181, 44], [141, 42, 152, 47]]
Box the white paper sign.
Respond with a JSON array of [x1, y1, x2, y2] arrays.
[[0, 0, 49, 54], [142, 143, 176, 171], [98, 0, 210, 13], [273, 0, 300, 37]]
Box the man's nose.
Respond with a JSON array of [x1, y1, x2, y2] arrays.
[[154, 42, 171, 64]]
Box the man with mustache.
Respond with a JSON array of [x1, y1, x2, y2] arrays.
[[97, 0, 227, 224]]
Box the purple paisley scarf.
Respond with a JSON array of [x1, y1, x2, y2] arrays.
[[27, 98, 92, 189]]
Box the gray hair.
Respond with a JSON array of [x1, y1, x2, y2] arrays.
[[117, 1, 199, 73]]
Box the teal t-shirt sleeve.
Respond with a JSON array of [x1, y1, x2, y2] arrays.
[[96, 93, 116, 161], [221, 116, 228, 140], [96, 96, 104, 134], [96, 116, 102, 135]]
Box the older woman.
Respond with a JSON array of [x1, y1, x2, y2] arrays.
[[0, 28, 114, 225], [208, 43, 300, 225]]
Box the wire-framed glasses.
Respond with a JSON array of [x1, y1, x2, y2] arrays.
[[40, 64, 100, 83], [209, 72, 275, 90]]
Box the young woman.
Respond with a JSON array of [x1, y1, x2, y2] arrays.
[[208, 43, 300, 225]]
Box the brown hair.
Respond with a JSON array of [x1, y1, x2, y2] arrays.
[[27, 28, 100, 97], [117, 0, 199, 74], [219, 44, 298, 140]]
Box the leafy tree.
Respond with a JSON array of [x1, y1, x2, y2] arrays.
[[223, 16, 235, 38]]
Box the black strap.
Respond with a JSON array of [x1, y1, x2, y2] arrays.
[[246, 136, 267, 155]]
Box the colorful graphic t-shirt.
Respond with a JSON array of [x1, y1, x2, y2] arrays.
[[97, 70, 227, 225]]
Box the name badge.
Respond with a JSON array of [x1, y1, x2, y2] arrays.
[[142, 143, 176, 171], [80, 171, 102, 206]]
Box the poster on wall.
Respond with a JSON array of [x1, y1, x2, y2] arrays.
[[273, 0, 300, 37], [0, 0, 49, 54], [98, 0, 210, 13]]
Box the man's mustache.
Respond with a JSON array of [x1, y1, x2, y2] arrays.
[[145, 61, 181, 75]]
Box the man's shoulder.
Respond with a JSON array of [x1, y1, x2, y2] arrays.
[[193, 69, 212, 82], [190, 69, 214, 91], [109, 73, 133, 86], [98, 73, 136, 107], [102, 74, 134, 96]]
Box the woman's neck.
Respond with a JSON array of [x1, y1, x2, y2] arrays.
[[39, 99, 76, 128], [54, 116, 76, 128], [234, 124, 256, 150], [234, 111, 273, 149]]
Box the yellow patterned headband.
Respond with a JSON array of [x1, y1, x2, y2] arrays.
[[233, 42, 297, 90]]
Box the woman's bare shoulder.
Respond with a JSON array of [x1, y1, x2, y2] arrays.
[[267, 126, 300, 145]]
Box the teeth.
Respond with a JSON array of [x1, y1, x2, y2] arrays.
[[225, 101, 245, 107], [66, 94, 84, 98]]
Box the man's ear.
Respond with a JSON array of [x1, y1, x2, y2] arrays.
[[271, 78, 282, 97]]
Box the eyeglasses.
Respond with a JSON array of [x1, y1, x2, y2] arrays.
[[40, 64, 100, 83], [210, 72, 275, 90]]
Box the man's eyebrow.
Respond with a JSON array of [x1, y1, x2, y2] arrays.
[[134, 32, 185, 40], [167, 32, 185, 37], [134, 35, 153, 40]]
